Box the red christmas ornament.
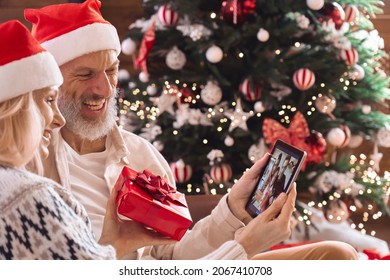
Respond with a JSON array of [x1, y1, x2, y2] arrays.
[[339, 48, 359, 65], [158, 4, 179, 26], [319, 2, 345, 30], [292, 68, 315, 91], [239, 78, 262, 101], [221, 0, 256, 25], [170, 160, 192, 183], [305, 130, 327, 164], [210, 164, 232, 184]]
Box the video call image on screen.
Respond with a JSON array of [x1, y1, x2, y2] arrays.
[[248, 147, 300, 216]]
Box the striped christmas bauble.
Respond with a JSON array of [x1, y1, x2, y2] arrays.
[[339, 48, 359, 65], [292, 68, 315, 91], [170, 160, 192, 183], [344, 5, 359, 24], [239, 78, 261, 101], [210, 164, 232, 184], [158, 4, 179, 26]]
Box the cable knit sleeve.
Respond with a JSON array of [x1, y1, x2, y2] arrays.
[[0, 171, 116, 260]]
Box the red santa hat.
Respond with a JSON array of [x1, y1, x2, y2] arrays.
[[24, 0, 121, 66], [0, 20, 63, 103]]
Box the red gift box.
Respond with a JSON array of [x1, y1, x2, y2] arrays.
[[114, 166, 192, 241]]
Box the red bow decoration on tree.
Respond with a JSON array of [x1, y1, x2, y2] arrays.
[[135, 170, 186, 206], [262, 112, 328, 168], [262, 111, 310, 150]]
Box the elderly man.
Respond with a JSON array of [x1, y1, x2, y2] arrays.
[[25, 0, 357, 260]]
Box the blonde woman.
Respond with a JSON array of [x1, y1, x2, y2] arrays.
[[0, 20, 173, 260]]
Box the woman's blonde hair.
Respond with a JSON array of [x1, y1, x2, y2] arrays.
[[0, 92, 43, 168]]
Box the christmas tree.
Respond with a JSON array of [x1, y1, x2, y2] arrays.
[[117, 0, 390, 235]]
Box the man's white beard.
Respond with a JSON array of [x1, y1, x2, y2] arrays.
[[58, 90, 118, 141]]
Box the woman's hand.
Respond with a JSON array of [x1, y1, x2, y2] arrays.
[[235, 185, 297, 258], [227, 154, 270, 224], [98, 189, 176, 259]]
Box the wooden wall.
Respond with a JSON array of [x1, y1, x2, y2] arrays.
[[1, 0, 389, 171]]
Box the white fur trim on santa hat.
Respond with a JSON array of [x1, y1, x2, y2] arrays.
[[41, 22, 121, 66], [0, 51, 63, 103]]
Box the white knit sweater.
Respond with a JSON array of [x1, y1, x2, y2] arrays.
[[0, 166, 116, 259]]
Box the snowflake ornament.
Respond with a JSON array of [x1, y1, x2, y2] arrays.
[[150, 93, 177, 115], [139, 124, 162, 141], [177, 22, 212, 41], [321, 21, 351, 50], [207, 149, 224, 165]]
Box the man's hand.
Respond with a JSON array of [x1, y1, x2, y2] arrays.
[[98, 188, 176, 259]]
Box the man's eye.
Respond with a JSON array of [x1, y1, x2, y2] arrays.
[[106, 68, 117, 75], [77, 72, 93, 78], [46, 97, 54, 105]]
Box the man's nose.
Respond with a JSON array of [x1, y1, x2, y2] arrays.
[[94, 71, 113, 97]]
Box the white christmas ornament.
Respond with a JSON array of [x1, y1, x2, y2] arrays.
[[326, 126, 351, 148], [224, 136, 234, 147], [166, 46, 186, 70], [201, 81, 223, 105], [254, 101, 266, 113], [146, 84, 158, 96], [118, 69, 130, 81], [377, 127, 390, 148], [206, 45, 223, 63], [139, 71, 149, 83], [121, 38, 137, 55], [348, 135, 364, 148], [350, 64, 365, 80], [362, 105, 371, 114], [257, 28, 270, 42], [306, 0, 324, 11]]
